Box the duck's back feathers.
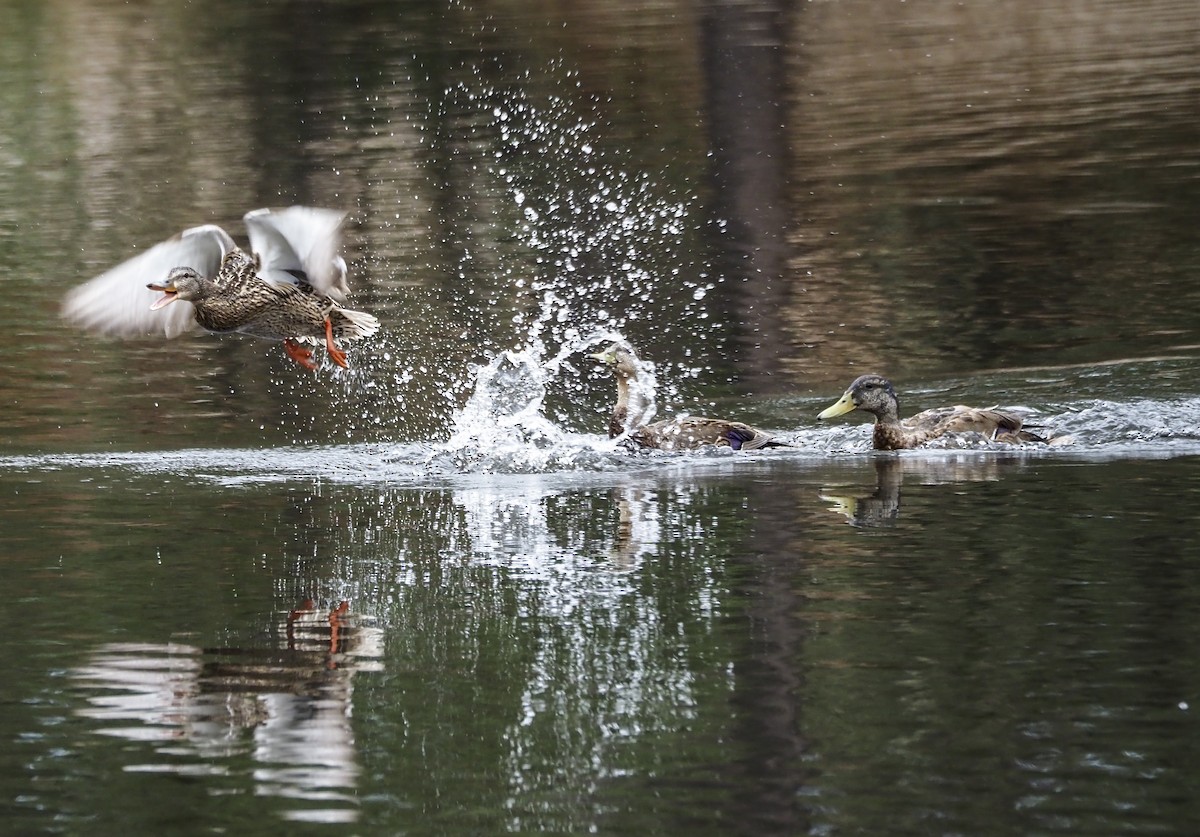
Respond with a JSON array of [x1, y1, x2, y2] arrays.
[[61, 224, 234, 339], [630, 417, 786, 451]]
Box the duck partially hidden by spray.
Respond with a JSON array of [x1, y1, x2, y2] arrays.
[[590, 342, 787, 451], [62, 206, 378, 370], [817, 373, 1047, 450]]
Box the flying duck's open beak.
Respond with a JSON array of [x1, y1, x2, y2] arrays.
[[817, 391, 857, 420], [146, 280, 178, 310]]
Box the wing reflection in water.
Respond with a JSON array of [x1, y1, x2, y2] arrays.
[[70, 602, 382, 824]]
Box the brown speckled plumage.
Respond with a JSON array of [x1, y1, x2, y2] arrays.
[[817, 373, 1045, 450], [170, 250, 374, 344], [591, 343, 786, 451], [62, 206, 378, 369]]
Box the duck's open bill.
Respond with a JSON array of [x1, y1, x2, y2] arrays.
[[146, 280, 179, 310]]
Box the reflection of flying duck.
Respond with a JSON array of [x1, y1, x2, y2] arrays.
[[817, 374, 1046, 450], [71, 600, 382, 823], [61, 207, 379, 369], [590, 342, 788, 450]]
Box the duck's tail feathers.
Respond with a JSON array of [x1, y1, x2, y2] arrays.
[[1015, 427, 1048, 444], [726, 426, 790, 451], [336, 308, 380, 340]]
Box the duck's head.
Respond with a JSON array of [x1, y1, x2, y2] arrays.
[[818, 374, 901, 422], [147, 266, 208, 310], [589, 341, 657, 433], [589, 342, 641, 379]]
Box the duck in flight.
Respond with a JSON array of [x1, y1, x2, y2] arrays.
[[61, 206, 378, 370]]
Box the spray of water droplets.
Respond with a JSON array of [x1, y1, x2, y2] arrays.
[[280, 71, 724, 460]]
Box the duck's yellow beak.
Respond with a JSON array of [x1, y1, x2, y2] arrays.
[[817, 391, 857, 420], [146, 280, 178, 310], [589, 350, 614, 365]]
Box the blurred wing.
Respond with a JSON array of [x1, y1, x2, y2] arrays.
[[243, 206, 348, 299], [61, 225, 234, 339]]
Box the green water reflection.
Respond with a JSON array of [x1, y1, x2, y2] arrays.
[[2, 455, 1199, 833]]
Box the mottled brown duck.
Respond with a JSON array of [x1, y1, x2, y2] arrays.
[[62, 206, 379, 369], [817, 373, 1046, 450], [590, 343, 786, 451]]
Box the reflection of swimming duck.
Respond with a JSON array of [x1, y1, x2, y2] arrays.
[[820, 458, 903, 527], [62, 207, 379, 369], [817, 374, 1045, 450], [590, 343, 786, 450]]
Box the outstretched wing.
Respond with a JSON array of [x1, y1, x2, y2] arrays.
[[61, 224, 234, 339], [243, 206, 348, 299]]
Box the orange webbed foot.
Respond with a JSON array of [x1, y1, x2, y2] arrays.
[[323, 318, 349, 369], [283, 339, 318, 370]]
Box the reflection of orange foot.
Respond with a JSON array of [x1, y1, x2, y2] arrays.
[[323, 319, 348, 368], [328, 601, 350, 665], [286, 598, 317, 646], [284, 339, 317, 370]]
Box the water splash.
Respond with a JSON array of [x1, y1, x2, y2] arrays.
[[484, 81, 717, 375], [271, 73, 716, 450], [424, 328, 634, 474], [1043, 396, 1200, 445], [2, 392, 1199, 483]]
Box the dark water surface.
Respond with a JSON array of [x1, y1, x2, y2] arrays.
[[2, 1, 1199, 834]]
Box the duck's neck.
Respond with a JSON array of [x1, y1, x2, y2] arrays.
[[873, 422, 915, 451], [611, 369, 656, 438], [869, 398, 921, 451], [189, 276, 222, 301], [872, 411, 937, 451]]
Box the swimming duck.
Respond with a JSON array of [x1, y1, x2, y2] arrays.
[[817, 373, 1045, 450], [590, 343, 786, 451], [61, 207, 379, 369]]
